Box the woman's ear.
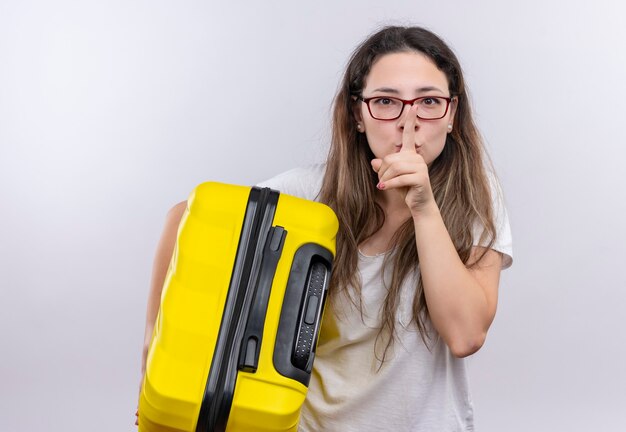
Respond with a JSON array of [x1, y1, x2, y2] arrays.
[[351, 96, 364, 131], [448, 96, 458, 126]]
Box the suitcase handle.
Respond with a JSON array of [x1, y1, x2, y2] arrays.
[[273, 244, 333, 386], [291, 258, 328, 371]]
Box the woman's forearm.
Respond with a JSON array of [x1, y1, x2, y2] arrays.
[[412, 203, 499, 357]]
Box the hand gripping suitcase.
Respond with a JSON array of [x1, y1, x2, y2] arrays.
[[138, 182, 338, 432]]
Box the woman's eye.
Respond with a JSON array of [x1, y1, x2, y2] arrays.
[[420, 97, 441, 106], [373, 97, 396, 106]]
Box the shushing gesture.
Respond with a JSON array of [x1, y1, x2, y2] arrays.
[[370, 104, 435, 216]]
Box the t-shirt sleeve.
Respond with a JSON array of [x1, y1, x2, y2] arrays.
[[472, 171, 513, 269], [255, 163, 326, 202]]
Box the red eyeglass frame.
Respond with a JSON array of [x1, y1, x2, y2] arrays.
[[355, 95, 454, 120]]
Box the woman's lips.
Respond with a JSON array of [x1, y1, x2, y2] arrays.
[[394, 144, 422, 153]]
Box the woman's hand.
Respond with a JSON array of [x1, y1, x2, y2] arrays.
[[370, 104, 436, 215]]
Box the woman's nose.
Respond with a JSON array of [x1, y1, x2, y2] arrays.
[[397, 103, 419, 129]]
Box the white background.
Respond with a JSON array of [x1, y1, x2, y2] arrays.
[[1, 1, 625, 431]]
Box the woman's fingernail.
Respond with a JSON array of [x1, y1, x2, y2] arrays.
[[377, 182, 385, 190]]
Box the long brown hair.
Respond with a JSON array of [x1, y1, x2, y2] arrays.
[[318, 26, 497, 362]]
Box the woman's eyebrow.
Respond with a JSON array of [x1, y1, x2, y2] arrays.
[[370, 86, 445, 94], [415, 86, 445, 94], [371, 87, 400, 94]]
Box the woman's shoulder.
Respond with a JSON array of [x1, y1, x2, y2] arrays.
[[255, 163, 326, 201], [474, 168, 513, 269]]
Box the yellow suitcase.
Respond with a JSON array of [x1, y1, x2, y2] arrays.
[[138, 182, 338, 432]]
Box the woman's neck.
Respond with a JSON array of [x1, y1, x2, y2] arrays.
[[359, 190, 411, 256], [376, 188, 411, 221]]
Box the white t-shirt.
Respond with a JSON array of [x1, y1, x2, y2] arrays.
[[257, 163, 513, 432]]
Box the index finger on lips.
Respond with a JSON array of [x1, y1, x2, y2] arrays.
[[401, 104, 418, 153]]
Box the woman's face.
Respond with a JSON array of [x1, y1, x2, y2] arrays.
[[356, 51, 456, 165]]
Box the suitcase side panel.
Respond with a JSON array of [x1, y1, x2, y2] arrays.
[[139, 183, 251, 432], [197, 187, 280, 432]]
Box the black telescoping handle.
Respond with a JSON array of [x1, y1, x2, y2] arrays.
[[238, 226, 286, 372]]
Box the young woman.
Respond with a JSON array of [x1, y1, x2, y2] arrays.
[[140, 26, 512, 431]]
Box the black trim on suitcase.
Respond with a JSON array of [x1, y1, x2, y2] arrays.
[[196, 187, 280, 432], [273, 244, 334, 386]]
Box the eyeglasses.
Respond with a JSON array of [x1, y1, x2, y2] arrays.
[[356, 95, 453, 120]]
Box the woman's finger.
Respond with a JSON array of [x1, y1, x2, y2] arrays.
[[400, 104, 419, 153], [376, 152, 425, 183]]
